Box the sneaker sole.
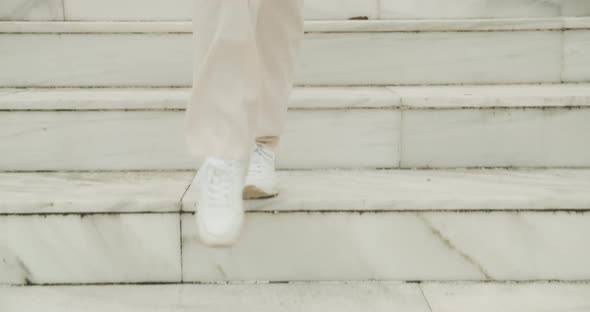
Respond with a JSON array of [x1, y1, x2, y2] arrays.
[[243, 185, 278, 200]]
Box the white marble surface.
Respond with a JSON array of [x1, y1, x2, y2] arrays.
[[304, 18, 569, 32], [0, 87, 400, 110], [0, 88, 190, 110], [423, 212, 590, 280], [3, 96, 589, 170], [389, 84, 590, 108], [62, 0, 379, 21], [4, 18, 589, 33], [1, 169, 589, 214], [0, 110, 399, 170], [0, 33, 192, 87], [1, 169, 589, 283], [0, 21, 192, 33], [2, 88, 589, 170], [0, 0, 63, 21], [0, 30, 562, 87], [0, 111, 192, 170], [277, 110, 400, 169], [303, 0, 378, 20], [181, 213, 486, 281], [564, 16, 590, 28], [0, 171, 193, 214], [0, 89, 19, 98], [301, 30, 561, 85], [3, 84, 590, 111], [1, 283, 587, 311], [0, 214, 181, 284], [421, 283, 590, 311], [291, 87, 399, 109], [563, 31, 590, 83], [380, 0, 561, 19], [562, 0, 590, 17], [181, 211, 590, 281], [401, 108, 590, 168], [2, 169, 589, 214], [6, 0, 588, 21], [63, 0, 194, 22], [185, 169, 590, 212], [0, 283, 430, 312]]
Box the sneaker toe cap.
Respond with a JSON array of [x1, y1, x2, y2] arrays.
[[196, 211, 243, 246]]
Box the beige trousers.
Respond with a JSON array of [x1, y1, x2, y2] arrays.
[[185, 0, 305, 161]]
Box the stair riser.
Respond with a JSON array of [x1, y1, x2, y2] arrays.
[[182, 212, 590, 282], [0, 214, 181, 285], [0, 110, 400, 170], [1, 211, 589, 284], [2, 0, 588, 21], [1, 30, 587, 87], [1, 108, 589, 170], [401, 108, 590, 168]]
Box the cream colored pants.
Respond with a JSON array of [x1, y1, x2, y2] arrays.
[[185, 0, 305, 161]]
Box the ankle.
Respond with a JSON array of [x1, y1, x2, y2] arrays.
[[255, 136, 279, 150]]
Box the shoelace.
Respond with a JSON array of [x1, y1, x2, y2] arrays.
[[250, 144, 274, 174], [206, 163, 241, 208]]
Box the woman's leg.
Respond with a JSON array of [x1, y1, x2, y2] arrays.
[[186, 0, 304, 245], [185, 0, 262, 162], [242, 0, 305, 200], [186, 0, 263, 247], [254, 0, 305, 150]]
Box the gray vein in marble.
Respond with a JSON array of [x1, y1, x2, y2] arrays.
[[2, 0, 40, 19], [0, 0, 64, 21], [60, 0, 65, 21], [418, 285, 434, 312], [15, 258, 32, 285], [417, 214, 492, 280]]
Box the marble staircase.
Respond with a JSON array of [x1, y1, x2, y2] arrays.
[[1, 1, 590, 311]]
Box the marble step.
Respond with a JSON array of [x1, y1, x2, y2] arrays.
[[1, 85, 590, 170], [2, 283, 590, 312], [1, 169, 590, 284], [1, 20, 589, 87], [2, 0, 590, 21]]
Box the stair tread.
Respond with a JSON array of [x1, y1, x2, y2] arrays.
[[1, 169, 589, 214], [0, 171, 194, 214], [1, 17, 589, 33], [2, 84, 589, 111], [1, 283, 589, 312], [0, 87, 398, 110]]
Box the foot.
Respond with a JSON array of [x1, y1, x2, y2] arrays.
[[193, 157, 247, 246], [243, 144, 279, 199]]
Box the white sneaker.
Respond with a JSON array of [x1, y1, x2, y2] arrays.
[[243, 144, 279, 199], [193, 157, 247, 246]]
